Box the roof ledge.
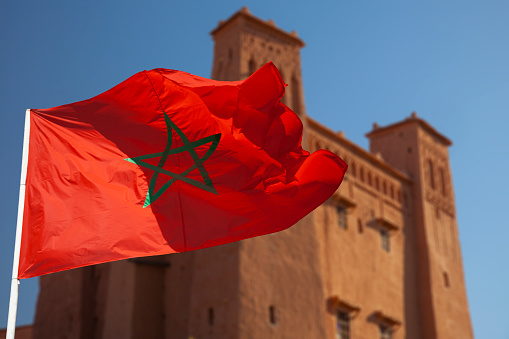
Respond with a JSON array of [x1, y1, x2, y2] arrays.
[[371, 310, 402, 329], [332, 193, 357, 209], [327, 296, 360, 317]]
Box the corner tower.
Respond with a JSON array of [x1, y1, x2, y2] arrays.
[[366, 112, 473, 339], [210, 7, 307, 118]]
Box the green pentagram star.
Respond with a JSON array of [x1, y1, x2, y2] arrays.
[[125, 111, 221, 208]]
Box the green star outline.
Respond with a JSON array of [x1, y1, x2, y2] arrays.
[[125, 112, 221, 208]]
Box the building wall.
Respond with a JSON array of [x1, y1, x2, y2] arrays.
[[309, 122, 411, 338]]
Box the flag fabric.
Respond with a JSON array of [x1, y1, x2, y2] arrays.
[[18, 62, 347, 279]]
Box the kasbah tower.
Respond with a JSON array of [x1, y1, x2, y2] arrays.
[[28, 7, 473, 339]]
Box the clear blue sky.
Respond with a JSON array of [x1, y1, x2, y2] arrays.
[[1, 1, 508, 338]]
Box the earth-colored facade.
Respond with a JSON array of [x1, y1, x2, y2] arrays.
[[30, 8, 473, 339]]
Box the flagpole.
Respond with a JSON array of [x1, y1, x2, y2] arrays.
[[6, 109, 31, 339]]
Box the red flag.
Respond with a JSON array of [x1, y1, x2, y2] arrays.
[[18, 63, 347, 279]]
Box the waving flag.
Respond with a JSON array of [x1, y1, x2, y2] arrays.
[[18, 63, 347, 279]]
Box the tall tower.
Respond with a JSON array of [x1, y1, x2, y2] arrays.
[[366, 112, 473, 339], [208, 8, 329, 339], [210, 7, 307, 119]]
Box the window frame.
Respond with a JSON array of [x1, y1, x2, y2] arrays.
[[336, 310, 350, 339], [380, 229, 390, 252], [336, 205, 347, 230], [379, 324, 392, 339]]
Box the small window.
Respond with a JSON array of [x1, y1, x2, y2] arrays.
[[269, 305, 276, 324], [380, 230, 390, 252], [357, 219, 363, 233], [360, 167, 365, 182], [439, 167, 447, 196], [350, 163, 357, 177], [337, 206, 347, 229], [379, 325, 392, 339], [208, 307, 214, 326], [367, 172, 372, 186], [428, 159, 435, 189], [336, 311, 350, 339], [248, 58, 256, 76], [217, 61, 224, 79], [375, 177, 380, 191], [443, 272, 450, 288]]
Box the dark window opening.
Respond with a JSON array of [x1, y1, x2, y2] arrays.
[[379, 325, 392, 339], [443, 272, 450, 288], [248, 58, 256, 76], [428, 159, 435, 189], [381, 230, 390, 252], [357, 219, 363, 233], [208, 307, 214, 326], [337, 206, 347, 230], [336, 311, 350, 339], [269, 305, 276, 324], [217, 61, 223, 79], [351, 163, 357, 177], [439, 167, 447, 196]]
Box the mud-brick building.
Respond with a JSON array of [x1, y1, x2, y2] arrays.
[[31, 7, 473, 339]]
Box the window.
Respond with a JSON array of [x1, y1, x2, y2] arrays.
[[248, 58, 256, 76], [208, 307, 214, 326], [439, 167, 447, 196], [380, 229, 390, 252], [357, 219, 363, 233], [379, 325, 392, 339], [443, 272, 450, 288], [337, 206, 347, 229], [350, 163, 357, 177], [336, 311, 350, 339], [269, 305, 276, 324], [427, 159, 435, 189]]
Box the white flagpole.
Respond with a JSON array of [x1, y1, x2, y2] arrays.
[[6, 109, 31, 339]]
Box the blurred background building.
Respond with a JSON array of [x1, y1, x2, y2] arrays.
[[8, 7, 473, 339]]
